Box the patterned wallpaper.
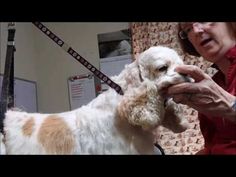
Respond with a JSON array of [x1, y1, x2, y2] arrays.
[[130, 22, 217, 155]]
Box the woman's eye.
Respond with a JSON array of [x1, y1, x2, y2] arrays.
[[158, 65, 168, 72], [184, 27, 192, 34]]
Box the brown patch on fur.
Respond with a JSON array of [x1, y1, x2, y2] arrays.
[[38, 115, 75, 154], [22, 117, 35, 137]]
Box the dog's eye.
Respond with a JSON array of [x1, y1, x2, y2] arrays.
[[158, 65, 168, 72]]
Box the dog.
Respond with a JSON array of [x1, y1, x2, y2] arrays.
[[0, 46, 190, 154]]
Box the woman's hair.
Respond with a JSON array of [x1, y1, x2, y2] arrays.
[[177, 22, 236, 57]]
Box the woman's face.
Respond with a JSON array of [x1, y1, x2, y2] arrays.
[[180, 22, 236, 63]]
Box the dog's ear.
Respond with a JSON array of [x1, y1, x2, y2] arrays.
[[137, 52, 150, 81], [117, 80, 164, 131], [161, 99, 189, 133], [116, 60, 143, 91]]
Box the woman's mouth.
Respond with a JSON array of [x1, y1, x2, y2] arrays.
[[200, 38, 213, 46]]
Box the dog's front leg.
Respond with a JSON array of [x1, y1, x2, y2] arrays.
[[0, 133, 6, 154]]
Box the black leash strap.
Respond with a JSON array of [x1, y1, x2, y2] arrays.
[[0, 22, 16, 133], [32, 22, 124, 95], [154, 143, 165, 155]]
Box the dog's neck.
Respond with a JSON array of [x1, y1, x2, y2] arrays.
[[114, 116, 155, 154], [86, 60, 156, 153], [84, 90, 155, 154]]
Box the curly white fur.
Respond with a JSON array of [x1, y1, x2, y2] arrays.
[[0, 46, 189, 154]]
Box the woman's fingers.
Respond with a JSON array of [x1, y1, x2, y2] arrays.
[[175, 65, 210, 82], [167, 82, 200, 95], [172, 94, 187, 103]]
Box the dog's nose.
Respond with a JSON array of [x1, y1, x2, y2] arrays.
[[180, 73, 192, 83]]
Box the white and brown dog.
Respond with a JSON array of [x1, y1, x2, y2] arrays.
[[0, 46, 190, 154]]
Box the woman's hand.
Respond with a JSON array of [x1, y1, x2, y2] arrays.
[[167, 65, 236, 121]]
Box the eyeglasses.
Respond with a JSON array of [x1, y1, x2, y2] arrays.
[[178, 22, 214, 40], [178, 30, 188, 40]]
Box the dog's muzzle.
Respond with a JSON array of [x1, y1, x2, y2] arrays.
[[180, 73, 192, 83]]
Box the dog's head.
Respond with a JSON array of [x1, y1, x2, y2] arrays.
[[117, 46, 190, 132], [137, 46, 189, 90]]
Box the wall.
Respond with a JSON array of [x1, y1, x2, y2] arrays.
[[33, 22, 129, 113], [1, 22, 129, 113]]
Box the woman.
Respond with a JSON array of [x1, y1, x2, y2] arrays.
[[168, 22, 236, 154]]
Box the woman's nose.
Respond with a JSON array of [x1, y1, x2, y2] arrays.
[[192, 23, 204, 33]]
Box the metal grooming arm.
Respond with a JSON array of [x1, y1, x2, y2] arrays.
[[0, 22, 16, 133]]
